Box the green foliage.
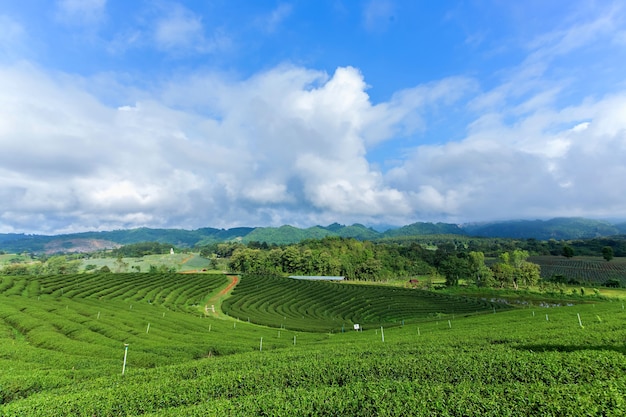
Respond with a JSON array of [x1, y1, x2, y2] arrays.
[[603, 246, 615, 262], [228, 237, 434, 281], [562, 245, 575, 258], [439, 255, 470, 287], [112, 242, 175, 257], [491, 250, 541, 289]]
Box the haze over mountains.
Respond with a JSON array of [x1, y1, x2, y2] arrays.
[[1, 218, 625, 254]]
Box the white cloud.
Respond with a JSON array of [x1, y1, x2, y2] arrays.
[[153, 4, 229, 54], [0, 62, 429, 233], [3, 54, 626, 234], [362, 0, 396, 32], [2, 0, 626, 234], [256, 3, 293, 33], [56, 0, 106, 24]]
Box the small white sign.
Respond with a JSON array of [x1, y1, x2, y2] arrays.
[[353, 324, 360, 330]]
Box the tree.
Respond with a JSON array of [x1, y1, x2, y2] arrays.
[[491, 262, 515, 288], [439, 255, 470, 287], [602, 246, 614, 262], [518, 261, 541, 288], [114, 256, 129, 273], [491, 249, 541, 289], [44, 255, 80, 275], [562, 245, 574, 258], [468, 251, 495, 287]]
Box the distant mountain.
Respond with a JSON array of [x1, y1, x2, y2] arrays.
[[321, 223, 380, 240], [383, 222, 465, 238], [2, 218, 625, 254], [615, 222, 626, 234], [243, 225, 332, 245], [463, 218, 619, 240]]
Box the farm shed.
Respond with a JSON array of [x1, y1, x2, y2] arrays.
[[289, 275, 345, 281]]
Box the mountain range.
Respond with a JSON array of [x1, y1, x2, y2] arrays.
[[1, 218, 625, 254]]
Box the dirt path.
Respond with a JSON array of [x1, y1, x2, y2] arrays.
[[203, 275, 239, 317]]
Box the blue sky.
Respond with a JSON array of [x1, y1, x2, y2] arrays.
[[1, 1, 626, 234]]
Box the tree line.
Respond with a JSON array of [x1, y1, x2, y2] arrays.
[[224, 236, 541, 289]]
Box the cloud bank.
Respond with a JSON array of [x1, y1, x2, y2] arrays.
[[1, 57, 625, 234], [1, 1, 625, 234]]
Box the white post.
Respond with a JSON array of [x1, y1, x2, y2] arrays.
[[162, 312, 165, 318], [381, 326, 385, 342], [448, 320, 452, 329], [122, 344, 129, 375], [259, 337, 263, 351], [293, 335, 296, 345], [233, 322, 236, 329], [146, 323, 150, 333], [577, 313, 583, 328], [97, 311, 100, 319], [546, 314, 549, 321], [417, 327, 420, 336], [532, 311, 535, 317], [209, 324, 211, 332]]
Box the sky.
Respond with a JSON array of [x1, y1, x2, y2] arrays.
[[1, 1, 626, 234]]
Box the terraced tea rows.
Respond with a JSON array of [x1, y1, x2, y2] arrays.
[[2, 273, 228, 313], [222, 274, 511, 332], [3, 294, 626, 416], [0, 273, 330, 408], [2, 272, 626, 416], [531, 256, 626, 285]]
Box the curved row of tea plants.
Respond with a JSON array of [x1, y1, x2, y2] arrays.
[[0, 273, 328, 406], [222, 274, 512, 332], [3, 299, 626, 416], [1, 273, 228, 314]]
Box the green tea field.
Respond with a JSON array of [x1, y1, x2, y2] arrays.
[[530, 256, 626, 286], [1, 272, 626, 416]]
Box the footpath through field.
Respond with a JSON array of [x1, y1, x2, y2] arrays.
[[204, 275, 239, 318]]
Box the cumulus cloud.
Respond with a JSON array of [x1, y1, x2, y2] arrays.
[[2, 3, 626, 234], [0, 63, 453, 233]]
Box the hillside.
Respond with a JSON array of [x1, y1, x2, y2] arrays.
[[1, 273, 626, 415], [2, 217, 626, 254], [463, 217, 620, 239]]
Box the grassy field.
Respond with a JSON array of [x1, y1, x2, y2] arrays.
[[1, 273, 626, 416]]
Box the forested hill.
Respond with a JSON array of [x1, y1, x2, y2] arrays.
[[463, 218, 622, 240], [0, 218, 624, 253]]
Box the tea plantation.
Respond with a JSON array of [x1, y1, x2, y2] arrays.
[[1, 272, 626, 416]]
